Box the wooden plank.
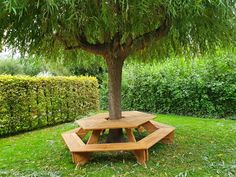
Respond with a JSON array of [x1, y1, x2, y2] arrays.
[[62, 133, 85, 152], [150, 121, 175, 144], [141, 121, 158, 133], [87, 130, 101, 144], [138, 128, 175, 149], [74, 142, 142, 152], [125, 128, 136, 142], [71, 133, 85, 146], [150, 120, 175, 129], [75, 111, 155, 130]]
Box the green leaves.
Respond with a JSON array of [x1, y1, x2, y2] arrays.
[[101, 52, 236, 118], [0, 0, 235, 58], [0, 75, 99, 136]]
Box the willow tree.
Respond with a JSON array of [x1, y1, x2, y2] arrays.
[[0, 0, 235, 141]]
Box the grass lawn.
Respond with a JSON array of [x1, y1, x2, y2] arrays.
[[0, 114, 236, 177]]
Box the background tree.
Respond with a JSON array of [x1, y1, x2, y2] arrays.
[[0, 0, 235, 141]]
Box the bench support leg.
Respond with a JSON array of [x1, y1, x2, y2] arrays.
[[133, 149, 148, 166], [76, 128, 89, 139], [72, 152, 90, 166], [125, 128, 136, 142], [141, 121, 158, 133], [161, 131, 174, 144], [72, 130, 102, 166]]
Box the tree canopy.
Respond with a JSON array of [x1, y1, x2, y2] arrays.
[[0, 0, 235, 58]]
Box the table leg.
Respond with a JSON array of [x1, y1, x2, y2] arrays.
[[161, 130, 174, 144], [73, 130, 102, 166], [125, 128, 148, 166], [87, 130, 102, 144], [125, 128, 136, 142], [133, 149, 148, 166], [72, 152, 90, 166]]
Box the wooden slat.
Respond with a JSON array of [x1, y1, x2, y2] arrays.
[[150, 120, 175, 129], [74, 142, 141, 152], [71, 133, 85, 146], [138, 128, 175, 149], [62, 133, 85, 152]]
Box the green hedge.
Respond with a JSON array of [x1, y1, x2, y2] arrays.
[[0, 75, 99, 136], [101, 54, 236, 118]]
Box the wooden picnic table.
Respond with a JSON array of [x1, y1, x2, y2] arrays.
[[62, 111, 175, 166]]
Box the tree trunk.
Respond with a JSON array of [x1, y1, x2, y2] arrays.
[[106, 56, 124, 120], [105, 55, 125, 143]]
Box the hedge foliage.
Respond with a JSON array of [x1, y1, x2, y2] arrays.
[[0, 75, 99, 136], [101, 53, 236, 118]]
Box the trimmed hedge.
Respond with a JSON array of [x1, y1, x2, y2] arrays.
[[0, 75, 99, 136], [101, 54, 236, 118]]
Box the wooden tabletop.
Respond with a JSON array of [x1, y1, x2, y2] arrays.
[[75, 111, 155, 130]]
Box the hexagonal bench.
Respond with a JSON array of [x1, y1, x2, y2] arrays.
[[62, 111, 175, 166]]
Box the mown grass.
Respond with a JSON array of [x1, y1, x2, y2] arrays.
[[0, 114, 235, 177]]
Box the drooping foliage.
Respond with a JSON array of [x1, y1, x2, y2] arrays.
[[0, 0, 235, 58]]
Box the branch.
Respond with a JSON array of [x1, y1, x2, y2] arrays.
[[112, 32, 122, 49], [76, 34, 108, 56], [55, 33, 108, 56], [123, 18, 171, 56]]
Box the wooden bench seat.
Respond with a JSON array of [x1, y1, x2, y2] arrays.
[[62, 128, 174, 153], [62, 132, 85, 152], [138, 127, 174, 148], [62, 131, 140, 152]]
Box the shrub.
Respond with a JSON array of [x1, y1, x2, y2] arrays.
[[0, 75, 99, 136], [0, 58, 45, 76], [0, 59, 24, 75], [101, 53, 236, 118]]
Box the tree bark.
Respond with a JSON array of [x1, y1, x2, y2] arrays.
[[105, 55, 125, 143], [105, 55, 124, 120]]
